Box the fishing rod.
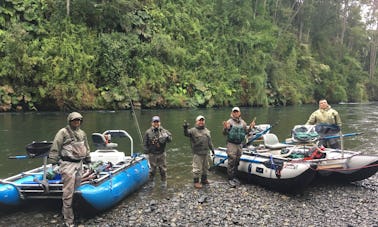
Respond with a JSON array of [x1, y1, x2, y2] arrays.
[[129, 98, 143, 145], [123, 80, 143, 144], [318, 132, 363, 140], [110, 62, 143, 145]]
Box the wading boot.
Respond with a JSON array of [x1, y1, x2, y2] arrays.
[[149, 172, 155, 181], [193, 178, 202, 189], [148, 173, 155, 187], [228, 177, 237, 188], [161, 173, 167, 182], [201, 175, 210, 185], [161, 173, 167, 188]]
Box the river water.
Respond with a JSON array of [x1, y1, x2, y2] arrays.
[[1, 103, 377, 178], [0, 103, 377, 224]]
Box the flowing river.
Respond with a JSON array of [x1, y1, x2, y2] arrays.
[[0, 103, 377, 225]]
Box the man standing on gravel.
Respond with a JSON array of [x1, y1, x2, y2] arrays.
[[183, 115, 215, 189], [49, 112, 91, 227], [223, 107, 255, 187], [143, 116, 172, 187]]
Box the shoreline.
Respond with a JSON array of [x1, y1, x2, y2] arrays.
[[0, 175, 377, 226]]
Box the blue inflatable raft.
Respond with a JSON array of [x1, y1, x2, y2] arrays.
[[0, 129, 149, 212]]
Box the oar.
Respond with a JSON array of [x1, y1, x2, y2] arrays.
[[8, 154, 48, 159], [319, 132, 363, 140], [8, 155, 31, 159], [209, 157, 228, 170]]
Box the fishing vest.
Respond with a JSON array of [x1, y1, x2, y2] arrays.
[[227, 125, 246, 144], [61, 127, 88, 161], [146, 127, 170, 154]]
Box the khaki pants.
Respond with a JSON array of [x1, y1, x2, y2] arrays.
[[148, 152, 167, 181], [226, 142, 242, 179], [60, 161, 82, 225], [192, 154, 209, 178]]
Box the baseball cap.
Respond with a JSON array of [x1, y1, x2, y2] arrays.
[[196, 115, 205, 121], [67, 112, 83, 123], [232, 107, 240, 112], [152, 116, 160, 122]]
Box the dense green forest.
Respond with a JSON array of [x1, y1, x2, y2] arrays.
[[0, 0, 377, 111]]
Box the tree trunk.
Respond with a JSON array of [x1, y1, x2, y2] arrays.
[[66, 0, 70, 17], [253, 0, 258, 20], [340, 0, 349, 59], [282, 1, 303, 34], [299, 21, 303, 43], [273, 0, 280, 23], [370, 41, 377, 79], [369, 0, 378, 79]]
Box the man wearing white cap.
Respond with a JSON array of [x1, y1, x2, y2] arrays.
[[184, 115, 214, 189], [223, 107, 255, 187], [143, 116, 172, 187]]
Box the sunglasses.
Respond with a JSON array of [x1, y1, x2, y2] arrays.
[[71, 118, 82, 122], [153, 120, 160, 123]]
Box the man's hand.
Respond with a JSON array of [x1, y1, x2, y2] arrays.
[[183, 121, 189, 129], [250, 117, 256, 128], [223, 121, 230, 129]]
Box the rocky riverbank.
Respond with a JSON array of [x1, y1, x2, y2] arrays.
[[1, 173, 376, 227]]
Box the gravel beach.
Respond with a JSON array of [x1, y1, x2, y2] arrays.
[[1, 172, 377, 227]]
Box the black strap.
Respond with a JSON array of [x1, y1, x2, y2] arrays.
[[65, 126, 79, 141], [61, 156, 82, 163]]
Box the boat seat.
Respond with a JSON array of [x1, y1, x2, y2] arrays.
[[92, 133, 118, 149], [263, 133, 290, 149]]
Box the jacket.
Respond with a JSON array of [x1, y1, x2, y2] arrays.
[[184, 126, 214, 155], [306, 106, 342, 127], [49, 125, 90, 163]]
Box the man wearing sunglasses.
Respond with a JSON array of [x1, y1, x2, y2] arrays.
[[183, 115, 215, 189], [49, 112, 90, 227], [223, 107, 255, 187], [143, 116, 172, 187]]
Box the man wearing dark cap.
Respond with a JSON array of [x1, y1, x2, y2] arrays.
[[223, 107, 255, 187], [183, 115, 214, 189], [143, 116, 172, 187], [49, 112, 91, 227]]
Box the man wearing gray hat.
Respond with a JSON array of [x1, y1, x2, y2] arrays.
[[183, 115, 214, 189], [49, 112, 91, 227], [143, 116, 172, 187], [223, 107, 255, 187]]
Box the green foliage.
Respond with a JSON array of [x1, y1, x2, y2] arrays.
[[0, 0, 376, 111], [366, 80, 378, 100]]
